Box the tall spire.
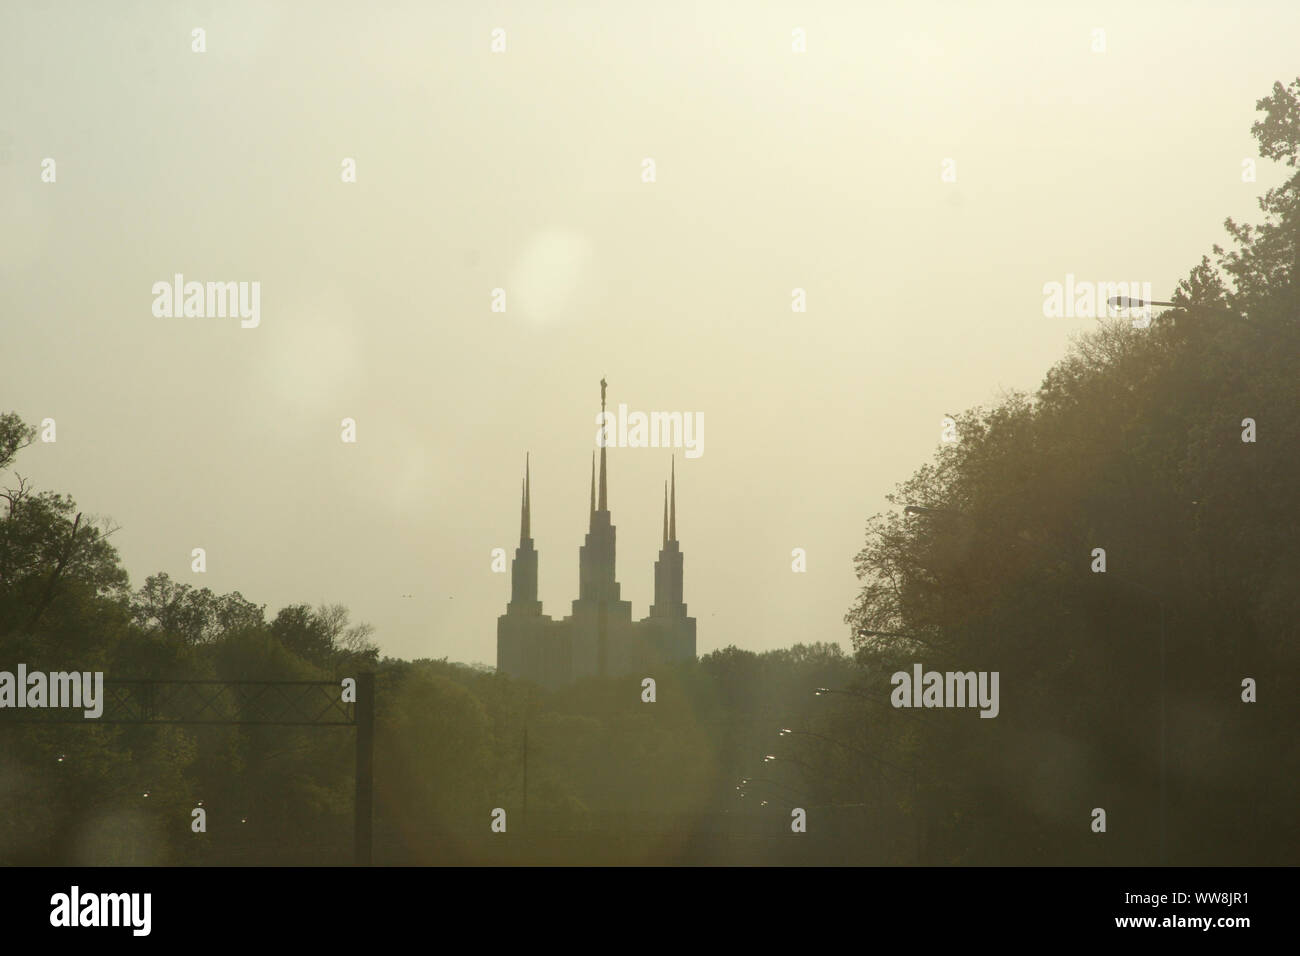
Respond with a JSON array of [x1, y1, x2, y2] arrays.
[[650, 454, 688, 623], [506, 453, 541, 617], [578, 377, 622, 613], [669, 455, 676, 541], [598, 377, 608, 512], [662, 481, 669, 546], [523, 453, 530, 540]]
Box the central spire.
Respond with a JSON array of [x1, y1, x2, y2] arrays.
[[662, 481, 669, 546], [598, 377, 609, 513], [519, 452, 530, 542], [577, 377, 621, 611]]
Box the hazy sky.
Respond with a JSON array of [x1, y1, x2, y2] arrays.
[[2, 1, 1296, 665]]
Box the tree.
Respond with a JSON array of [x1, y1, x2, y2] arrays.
[[131, 573, 264, 645], [1, 415, 129, 642], [844, 78, 1300, 864], [268, 602, 377, 670]]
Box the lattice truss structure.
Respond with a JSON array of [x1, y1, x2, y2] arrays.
[[0, 679, 355, 726]]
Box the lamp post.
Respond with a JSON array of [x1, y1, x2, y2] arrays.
[[811, 686, 925, 723], [780, 726, 919, 858], [903, 505, 962, 518], [1107, 296, 1248, 328], [815, 686, 870, 700], [762, 753, 816, 773], [782, 716, 924, 862], [778, 728, 909, 776], [737, 777, 808, 803]]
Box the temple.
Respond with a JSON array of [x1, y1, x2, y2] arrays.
[[496, 381, 697, 688]]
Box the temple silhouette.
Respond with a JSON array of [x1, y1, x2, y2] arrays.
[[496, 381, 697, 688]]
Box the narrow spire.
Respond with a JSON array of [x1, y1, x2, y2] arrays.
[[662, 481, 669, 546], [598, 377, 608, 512], [519, 478, 528, 543], [669, 455, 676, 541], [524, 453, 530, 538]]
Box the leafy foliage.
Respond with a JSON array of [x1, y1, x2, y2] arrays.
[[845, 77, 1300, 864]]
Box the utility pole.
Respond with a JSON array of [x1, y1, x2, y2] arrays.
[[355, 671, 374, 866], [913, 763, 922, 865], [1159, 601, 1167, 865]]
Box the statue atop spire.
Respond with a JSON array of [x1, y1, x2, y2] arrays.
[[519, 453, 531, 542], [597, 378, 609, 513]]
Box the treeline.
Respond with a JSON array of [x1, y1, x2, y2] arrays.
[[0, 415, 873, 865], [0, 419, 861, 863], [842, 78, 1300, 864], [3, 77, 1296, 867], [0, 427, 380, 864]]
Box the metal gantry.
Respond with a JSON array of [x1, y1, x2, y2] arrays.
[[0, 674, 376, 864]]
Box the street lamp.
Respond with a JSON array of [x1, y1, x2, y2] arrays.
[[762, 753, 811, 769], [802, 697, 926, 863], [1108, 296, 1176, 309], [779, 728, 910, 776], [738, 777, 807, 802], [857, 627, 942, 651], [1107, 296, 1248, 327], [815, 686, 868, 699], [903, 505, 962, 518], [815, 686, 923, 724], [762, 753, 825, 780]]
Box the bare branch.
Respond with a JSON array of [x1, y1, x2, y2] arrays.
[[25, 512, 83, 632]]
